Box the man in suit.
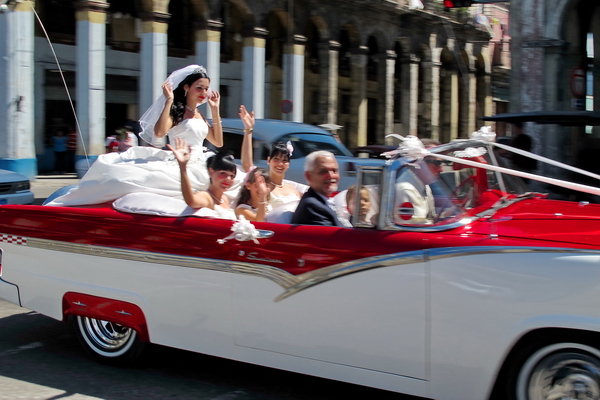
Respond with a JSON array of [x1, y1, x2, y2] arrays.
[[291, 150, 344, 226]]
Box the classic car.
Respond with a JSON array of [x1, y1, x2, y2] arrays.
[[0, 169, 34, 205], [1, 137, 600, 400]]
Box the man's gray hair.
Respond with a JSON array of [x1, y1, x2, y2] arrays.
[[304, 150, 335, 172]]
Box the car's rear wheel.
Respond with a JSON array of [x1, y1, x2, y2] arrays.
[[75, 315, 145, 365], [514, 342, 600, 400]]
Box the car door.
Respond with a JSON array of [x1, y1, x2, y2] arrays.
[[230, 222, 428, 380]]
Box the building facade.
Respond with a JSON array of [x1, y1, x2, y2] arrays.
[[0, 0, 497, 177], [509, 0, 600, 179]]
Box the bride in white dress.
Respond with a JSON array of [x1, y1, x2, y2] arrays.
[[46, 65, 242, 207]]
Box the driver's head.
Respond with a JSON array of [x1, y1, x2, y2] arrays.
[[425, 158, 443, 177], [412, 158, 441, 185]]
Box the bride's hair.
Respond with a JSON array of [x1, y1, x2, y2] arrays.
[[207, 151, 237, 175], [170, 68, 210, 125], [237, 167, 270, 207]]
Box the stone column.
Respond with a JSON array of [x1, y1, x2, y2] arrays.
[[384, 50, 396, 143], [76, 0, 108, 157], [440, 66, 459, 143], [242, 28, 268, 119], [195, 20, 223, 119], [322, 40, 340, 126], [430, 61, 441, 142], [399, 55, 413, 138], [350, 46, 368, 148], [283, 35, 306, 122], [409, 55, 420, 136], [448, 68, 459, 141], [0, 1, 36, 177], [139, 11, 169, 119], [459, 68, 477, 138]]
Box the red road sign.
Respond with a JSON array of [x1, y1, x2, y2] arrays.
[[281, 100, 293, 114]]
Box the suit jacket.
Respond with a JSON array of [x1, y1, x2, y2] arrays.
[[291, 187, 343, 227]]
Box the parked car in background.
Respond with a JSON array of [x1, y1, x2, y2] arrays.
[[0, 169, 34, 205], [215, 119, 385, 190]]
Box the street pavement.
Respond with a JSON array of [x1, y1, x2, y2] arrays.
[[30, 173, 80, 205]]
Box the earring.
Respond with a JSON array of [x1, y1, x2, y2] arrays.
[[184, 90, 188, 97]]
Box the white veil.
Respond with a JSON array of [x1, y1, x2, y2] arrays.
[[138, 65, 210, 146]]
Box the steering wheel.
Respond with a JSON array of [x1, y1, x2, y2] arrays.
[[450, 174, 477, 208]]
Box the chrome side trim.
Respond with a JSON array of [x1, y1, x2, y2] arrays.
[[274, 250, 426, 301], [18, 237, 600, 302], [25, 237, 299, 288], [426, 246, 600, 260]]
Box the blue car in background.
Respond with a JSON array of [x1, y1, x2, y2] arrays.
[[0, 169, 34, 205], [215, 119, 385, 190]]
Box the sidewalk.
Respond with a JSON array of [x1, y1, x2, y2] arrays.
[[30, 173, 80, 205]]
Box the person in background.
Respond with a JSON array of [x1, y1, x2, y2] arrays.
[[66, 126, 78, 172], [235, 167, 271, 222], [105, 133, 119, 153], [508, 122, 537, 175], [52, 128, 68, 174], [117, 127, 139, 152]]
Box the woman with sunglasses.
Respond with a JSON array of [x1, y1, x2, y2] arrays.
[[238, 106, 305, 209], [169, 138, 237, 220]]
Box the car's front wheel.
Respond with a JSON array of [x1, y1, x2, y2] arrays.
[[514, 342, 600, 400], [75, 315, 145, 365]]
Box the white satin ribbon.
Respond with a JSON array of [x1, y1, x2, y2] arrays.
[[385, 129, 600, 198]]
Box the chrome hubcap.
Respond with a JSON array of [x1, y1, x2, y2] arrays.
[[519, 344, 600, 400], [82, 317, 133, 351]]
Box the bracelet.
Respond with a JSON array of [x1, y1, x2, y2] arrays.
[[212, 120, 222, 125], [243, 128, 253, 133], [258, 201, 268, 205]]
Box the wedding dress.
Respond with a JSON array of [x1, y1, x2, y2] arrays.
[[46, 118, 242, 207]]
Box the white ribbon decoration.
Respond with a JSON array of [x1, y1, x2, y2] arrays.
[[217, 215, 260, 245], [470, 126, 600, 184], [383, 128, 600, 198], [433, 152, 600, 198], [383, 134, 430, 162]]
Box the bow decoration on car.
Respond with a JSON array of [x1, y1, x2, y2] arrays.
[[470, 126, 496, 142], [217, 215, 261, 245], [382, 134, 430, 163]]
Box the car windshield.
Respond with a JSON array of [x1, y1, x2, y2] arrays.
[[393, 141, 529, 227], [276, 133, 354, 159]]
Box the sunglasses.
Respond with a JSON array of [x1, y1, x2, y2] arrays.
[[426, 159, 443, 166], [216, 171, 236, 180]]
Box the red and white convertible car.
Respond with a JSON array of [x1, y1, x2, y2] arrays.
[[1, 137, 600, 400]]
